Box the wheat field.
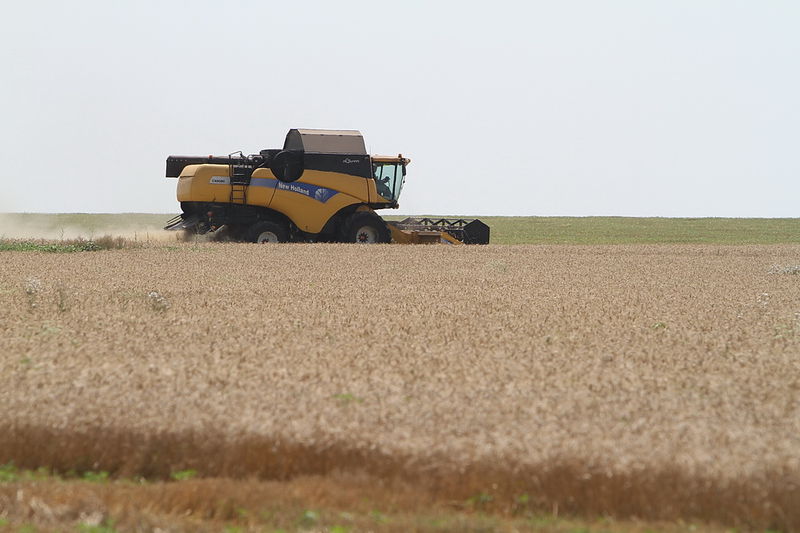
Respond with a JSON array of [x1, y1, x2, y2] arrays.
[[1, 243, 800, 530]]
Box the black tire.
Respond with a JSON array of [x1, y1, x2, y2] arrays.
[[340, 211, 391, 243], [245, 220, 289, 243]]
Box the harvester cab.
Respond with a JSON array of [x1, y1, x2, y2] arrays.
[[372, 156, 407, 204], [164, 129, 488, 244]]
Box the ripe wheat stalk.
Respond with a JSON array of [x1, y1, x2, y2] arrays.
[[1, 243, 799, 529]]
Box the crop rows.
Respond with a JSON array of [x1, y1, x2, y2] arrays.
[[1, 243, 799, 529]]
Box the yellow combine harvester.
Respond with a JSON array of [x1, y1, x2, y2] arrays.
[[164, 129, 489, 244]]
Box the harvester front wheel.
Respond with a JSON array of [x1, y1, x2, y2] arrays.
[[341, 212, 391, 244], [246, 221, 289, 243]]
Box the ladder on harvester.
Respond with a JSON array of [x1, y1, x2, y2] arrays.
[[228, 153, 249, 205]]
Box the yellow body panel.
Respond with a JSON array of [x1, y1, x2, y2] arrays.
[[268, 170, 368, 233], [177, 165, 385, 234], [248, 168, 278, 206], [176, 165, 234, 203]]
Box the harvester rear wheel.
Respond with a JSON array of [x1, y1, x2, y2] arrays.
[[341, 212, 391, 244], [246, 221, 289, 243]]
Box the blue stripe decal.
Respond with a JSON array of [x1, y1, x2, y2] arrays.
[[250, 177, 278, 189], [250, 178, 340, 203]]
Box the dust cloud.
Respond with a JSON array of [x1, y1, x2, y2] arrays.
[[0, 213, 180, 242]]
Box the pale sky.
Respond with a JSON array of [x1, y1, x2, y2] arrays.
[[1, 1, 798, 216]]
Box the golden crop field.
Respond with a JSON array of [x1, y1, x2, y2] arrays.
[[1, 242, 800, 531]]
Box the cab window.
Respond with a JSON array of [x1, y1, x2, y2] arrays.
[[373, 163, 405, 202]]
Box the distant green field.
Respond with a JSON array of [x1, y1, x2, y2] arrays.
[[1, 213, 798, 245], [478, 216, 800, 244]]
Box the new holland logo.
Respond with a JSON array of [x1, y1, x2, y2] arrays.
[[248, 178, 340, 203], [277, 182, 310, 196]]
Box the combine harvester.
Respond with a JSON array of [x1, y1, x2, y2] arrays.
[[164, 129, 489, 244]]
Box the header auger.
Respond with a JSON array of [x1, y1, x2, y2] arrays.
[[164, 128, 489, 244]]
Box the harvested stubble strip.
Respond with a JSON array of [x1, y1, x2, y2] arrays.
[[2, 424, 798, 530]]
